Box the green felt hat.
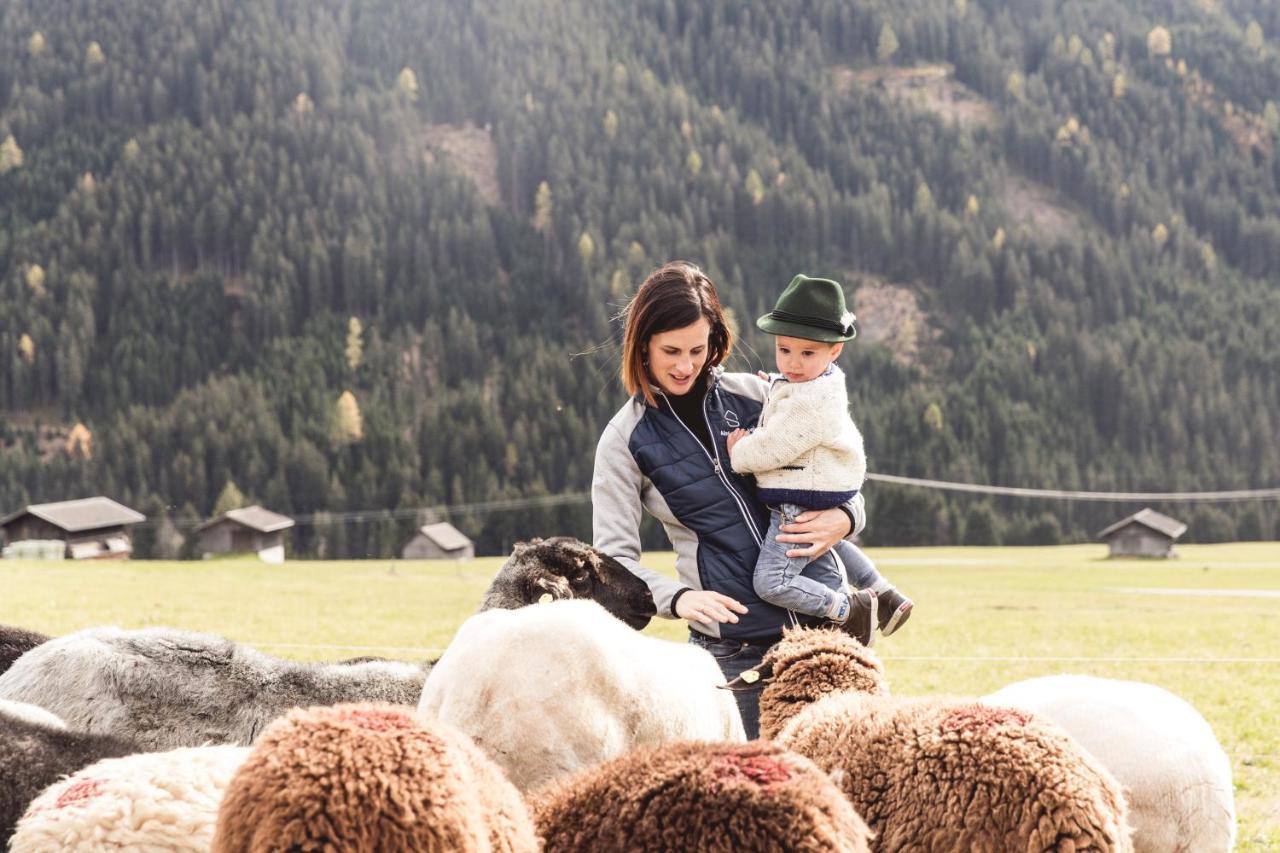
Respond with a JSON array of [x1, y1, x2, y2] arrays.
[[756, 274, 857, 343]]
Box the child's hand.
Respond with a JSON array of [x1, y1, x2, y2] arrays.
[[726, 428, 749, 452], [756, 370, 769, 381]]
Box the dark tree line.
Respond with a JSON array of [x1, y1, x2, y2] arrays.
[[1, 0, 1277, 555]]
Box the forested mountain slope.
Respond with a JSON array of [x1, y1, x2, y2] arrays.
[[1, 0, 1278, 555]]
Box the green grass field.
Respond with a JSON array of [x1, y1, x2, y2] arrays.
[[2, 543, 1276, 848]]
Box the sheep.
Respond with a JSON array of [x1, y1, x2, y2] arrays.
[[419, 599, 745, 792], [0, 706, 140, 846], [0, 624, 49, 676], [479, 537, 656, 629], [212, 703, 538, 853], [0, 699, 65, 730], [532, 739, 874, 852], [984, 674, 1236, 853], [0, 625, 429, 751], [728, 627, 1133, 852], [10, 744, 249, 852]]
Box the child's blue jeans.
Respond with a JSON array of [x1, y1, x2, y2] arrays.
[[753, 502, 885, 618]]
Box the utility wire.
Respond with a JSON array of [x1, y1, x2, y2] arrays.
[[866, 473, 1280, 503], [146, 475, 1280, 529]]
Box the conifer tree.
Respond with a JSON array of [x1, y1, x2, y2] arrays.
[[213, 479, 246, 517], [346, 316, 363, 371], [0, 136, 23, 173], [876, 23, 899, 63], [334, 391, 364, 445]]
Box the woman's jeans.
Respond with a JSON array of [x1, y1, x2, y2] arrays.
[[755, 503, 885, 617], [688, 630, 773, 739]]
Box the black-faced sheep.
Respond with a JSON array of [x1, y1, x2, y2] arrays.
[[532, 740, 874, 852], [420, 599, 745, 792], [0, 626, 428, 750], [0, 625, 48, 676], [479, 537, 656, 629], [728, 628, 1134, 852], [985, 674, 1236, 853], [0, 703, 140, 846], [212, 703, 538, 852], [10, 744, 249, 852]]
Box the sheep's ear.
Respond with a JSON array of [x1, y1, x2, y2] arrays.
[[720, 661, 774, 692], [534, 575, 573, 600]]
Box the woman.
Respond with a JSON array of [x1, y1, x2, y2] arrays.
[[592, 261, 866, 737]]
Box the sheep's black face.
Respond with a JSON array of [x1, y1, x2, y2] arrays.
[[479, 537, 656, 630]]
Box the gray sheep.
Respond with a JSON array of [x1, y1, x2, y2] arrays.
[[0, 626, 428, 751]]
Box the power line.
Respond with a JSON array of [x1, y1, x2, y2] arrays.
[[144, 474, 1280, 530], [154, 491, 592, 529], [865, 473, 1280, 503]]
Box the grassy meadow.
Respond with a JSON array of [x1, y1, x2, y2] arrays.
[[1, 543, 1277, 848]]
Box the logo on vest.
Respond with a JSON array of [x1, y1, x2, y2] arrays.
[[723, 410, 741, 430]]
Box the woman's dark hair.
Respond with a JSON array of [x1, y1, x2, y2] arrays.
[[621, 261, 733, 406]]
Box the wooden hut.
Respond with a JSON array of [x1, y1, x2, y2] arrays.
[[402, 521, 474, 560], [0, 497, 145, 560], [195, 505, 294, 564], [1098, 508, 1187, 558]]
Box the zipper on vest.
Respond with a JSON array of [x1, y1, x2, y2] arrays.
[[701, 389, 766, 546], [655, 389, 763, 547]]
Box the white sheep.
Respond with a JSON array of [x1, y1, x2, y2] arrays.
[[984, 673, 1236, 853], [419, 599, 745, 792], [10, 745, 250, 852], [0, 626, 428, 750]]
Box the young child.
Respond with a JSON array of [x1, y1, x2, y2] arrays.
[[726, 274, 912, 646]]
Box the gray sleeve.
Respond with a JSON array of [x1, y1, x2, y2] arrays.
[[842, 491, 867, 539], [591, 422, 687, 618]]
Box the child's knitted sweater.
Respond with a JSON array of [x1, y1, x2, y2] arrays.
[[727, 366, 866, 509]]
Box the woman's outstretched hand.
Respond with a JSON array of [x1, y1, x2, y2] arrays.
[[777, 507, 852, 559], [675, 590, 748, 624]]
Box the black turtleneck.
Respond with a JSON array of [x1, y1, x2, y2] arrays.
[[663, 373, 713, 453]]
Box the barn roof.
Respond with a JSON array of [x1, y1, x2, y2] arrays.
[[195, 505, 295, 534], [1097, 507, 1187, 541], [420, 522, 471, 551], [0, 497, 145, 533]]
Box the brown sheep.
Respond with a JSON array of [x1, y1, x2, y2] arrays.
[[729, 628, 1133, 852], [532, 740, 874, 852], [212, 703, 537, 853]]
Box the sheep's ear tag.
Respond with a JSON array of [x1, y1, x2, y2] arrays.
[[538, 592, 553, 604], [721, 664, 771, 692]]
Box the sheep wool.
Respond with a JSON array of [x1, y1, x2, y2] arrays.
[[533, 740, 874, 853], [985, 674, 1236, 853], [420, 599, 746, 793], [0, 625, 49, 676], [10, 745, 249, 852], [0, 625, 429, 750], [212, 703, 538, 853], [0, 698, 64, 730], [0, 713, 139, 847], [755, 628, 1133, 853]]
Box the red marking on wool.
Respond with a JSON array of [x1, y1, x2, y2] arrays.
[[712, 752, 794, 786], [54, 778, 104, 809], [941, 705, 1032, 733], [334, 708, 416, 732]]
